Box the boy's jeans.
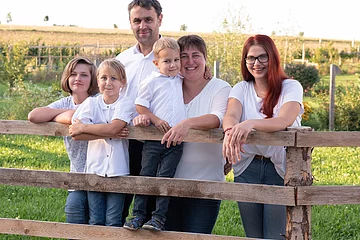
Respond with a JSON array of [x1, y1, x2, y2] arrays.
[[132, 140, 183, 222]]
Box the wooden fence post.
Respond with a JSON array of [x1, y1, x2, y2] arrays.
[[285, 127, 313, 240], [214, 60, 220, 78]]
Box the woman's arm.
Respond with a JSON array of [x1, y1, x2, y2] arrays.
[[222, 98, 243, 163], [53, 110, 76, 124], [28, 107, 69, 123], [161, 114, 220, 148], [162, 84, 230, 148]]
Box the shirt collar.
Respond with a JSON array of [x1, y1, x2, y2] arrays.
[[99, 95, 120, 110]]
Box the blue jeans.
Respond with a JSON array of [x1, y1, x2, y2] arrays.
[[65, 190, 89, 224], [88, 191, 125, 227], [165, 197, 221, 234], [132, 141, 183, 222], [122, 139, 155, 224], [234, 156, 286, 239]]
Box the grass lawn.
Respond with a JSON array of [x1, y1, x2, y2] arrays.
[[1, 136, 359, 239]]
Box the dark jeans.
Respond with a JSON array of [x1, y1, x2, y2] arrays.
[[132, 141, 183, 222], [165, 197, 221, 234], [234, 156, 286, 239], [122, 139, 156, 223], [65, 190, 89, 224]]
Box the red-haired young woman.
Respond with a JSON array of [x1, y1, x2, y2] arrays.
[[222, 34, 304, 239]]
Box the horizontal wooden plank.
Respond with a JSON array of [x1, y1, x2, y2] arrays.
[[0, 168, 296, 206], [296, 131, 360, 147], [0, 218, 246, 240], [0, 120, 295, 146], [297, 186, 360, 205]]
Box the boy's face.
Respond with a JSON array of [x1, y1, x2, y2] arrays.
[[153, 48, 180, 77]]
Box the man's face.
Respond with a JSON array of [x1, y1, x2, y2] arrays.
[[129, 6, 162, 47]]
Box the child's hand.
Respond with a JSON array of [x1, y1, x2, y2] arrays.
[[116, 127, 129, 138], [132, 114, 151, 127], [69, 118, 85, 136], [154, 119, 170, 134]]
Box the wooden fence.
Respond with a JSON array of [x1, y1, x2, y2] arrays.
[[0, 120, 360, 239]]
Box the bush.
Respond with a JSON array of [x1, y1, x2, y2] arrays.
[[285, 63, 320, 93], [310, 83, 360, 131], [0, 81, 63, 120]]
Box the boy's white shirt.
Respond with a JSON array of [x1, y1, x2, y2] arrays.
[[72, 93, 136, 177], [135, 71, 186, 127]]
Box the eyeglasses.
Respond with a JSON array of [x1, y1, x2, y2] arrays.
[[245, 54, 269, 64]]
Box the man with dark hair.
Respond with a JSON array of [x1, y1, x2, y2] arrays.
[[116, 0, 163, 225]]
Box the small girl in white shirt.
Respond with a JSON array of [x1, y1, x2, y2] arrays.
[[69, 58, 135, 227]]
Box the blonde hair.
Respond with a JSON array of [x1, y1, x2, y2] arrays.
[[153, 37, 180, 59], [61, 57, 99, 96], [97, 58, 127, 89]]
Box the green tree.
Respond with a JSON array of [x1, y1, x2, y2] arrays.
[[180, 24, 187, 31], [6, 12, 12, 23], [207, 6, 252, 86], [0, 41, 30, 91]]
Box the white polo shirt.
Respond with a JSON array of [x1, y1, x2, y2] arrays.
[[72, 94, 136, 177], [230, 79, 304, 178], [135, 71, 186, 127], [116, 43, 159, 101]]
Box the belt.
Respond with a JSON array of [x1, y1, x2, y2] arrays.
[[254, 155, 271, 161]]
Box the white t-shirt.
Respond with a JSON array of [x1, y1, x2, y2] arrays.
[[72, 93, 136, 177], [47, 95, 89, 173], [135, 71, 186, 127], [116, 44, 159, 101], [174, 77, 231, 181], [230, 79, 304, 178]]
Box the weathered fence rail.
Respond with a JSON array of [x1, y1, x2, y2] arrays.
[[0, 120, 360, 239]]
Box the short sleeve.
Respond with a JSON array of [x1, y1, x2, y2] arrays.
[[282, 80, 304, 115], [71, 97, 95, 124], [135, 77, 153, 108], [209, 84, 231, 126], [47, 96, 72, 109], [112, 97, 136, 124], [229, 81, 248, 105]]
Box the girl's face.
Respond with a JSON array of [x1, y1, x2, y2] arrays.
[[68, 63, 92, 95], [97, 67, 125, 101], [180, 47, 206, 81], [245, 45, 269, 81]]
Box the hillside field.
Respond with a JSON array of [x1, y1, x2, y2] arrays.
[[0, 24, 355, 51]]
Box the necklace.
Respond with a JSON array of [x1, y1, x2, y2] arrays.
[[183, 80, 208, 100]]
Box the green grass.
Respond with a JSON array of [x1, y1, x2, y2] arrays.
[[1, 81, 360, 239]]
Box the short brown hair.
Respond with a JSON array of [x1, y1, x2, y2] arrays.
[[61, 57, 99, 96], [177, 35, 208, 60]]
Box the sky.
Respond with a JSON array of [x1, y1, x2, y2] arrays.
[[0, 0, 358, 41]]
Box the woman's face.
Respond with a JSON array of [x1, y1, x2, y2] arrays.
[[180, 47, 206, 81], [245, 45, 269, 81], [68, 63, 92, 95]]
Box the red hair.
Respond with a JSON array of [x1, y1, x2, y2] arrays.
[[241, 34, 288, 118]]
